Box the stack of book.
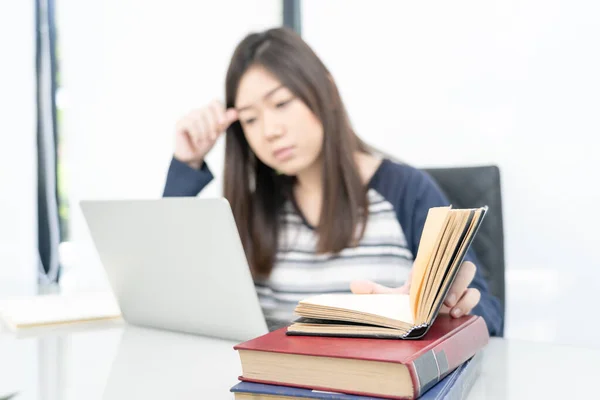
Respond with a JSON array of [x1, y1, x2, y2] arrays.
[[229, 205, 490, 399]]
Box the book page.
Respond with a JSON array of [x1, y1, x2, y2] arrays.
[[0, 292, 121, 330], [418, 210, 472, 324], [300, 293, 414, 324], [425, 208, 484, 323], [417, 212, 458, 319], [409, 206, 452, 320]]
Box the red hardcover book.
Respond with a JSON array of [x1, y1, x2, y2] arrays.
[[233, 315, 488, 399]]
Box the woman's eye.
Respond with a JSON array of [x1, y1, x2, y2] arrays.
[[275, 99, 292, 109], [244, 118, 257, 125]]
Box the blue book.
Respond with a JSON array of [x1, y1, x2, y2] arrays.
[[230, 352, 482, 399]]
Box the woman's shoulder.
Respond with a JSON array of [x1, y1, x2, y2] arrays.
[[368, 156, 438, 197]]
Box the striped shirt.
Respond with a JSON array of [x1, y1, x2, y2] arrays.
[[163, 157, 503, 336], [257, 189, 413, 326]]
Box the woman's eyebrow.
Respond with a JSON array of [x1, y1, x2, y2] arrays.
[[236, 85, 285, 112]]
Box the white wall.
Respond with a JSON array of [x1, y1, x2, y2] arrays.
[[302, 0, 600, 347], [0, 1, 38, 298], [56, 0, 282, 290]]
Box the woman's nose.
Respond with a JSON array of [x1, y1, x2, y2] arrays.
[[262, 112, 284, 140]]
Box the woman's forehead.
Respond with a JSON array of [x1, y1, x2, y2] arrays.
[[235, 66, 287, 109]]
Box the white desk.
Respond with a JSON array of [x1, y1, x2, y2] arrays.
[[0, 320, 597, 399]]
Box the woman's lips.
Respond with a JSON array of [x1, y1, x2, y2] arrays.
[[273, 146, 295, 161]]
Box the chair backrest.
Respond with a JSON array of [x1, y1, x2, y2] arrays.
[[423, 165, 505, 336]]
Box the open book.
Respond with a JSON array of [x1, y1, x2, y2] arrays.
[[286, 205, 488, 339]]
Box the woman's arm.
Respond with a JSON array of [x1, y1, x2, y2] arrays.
[[162, 157, 214, 197], [163, 100, 238, 197]]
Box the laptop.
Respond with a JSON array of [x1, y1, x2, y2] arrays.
[[79, 197, 269, 342]]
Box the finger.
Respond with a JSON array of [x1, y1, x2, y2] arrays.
[[211, 100, 225, 123], [203, 107, 218, 141], [180, 129, 197, 156], [209, 100, 227, 133], [444, 261, 476, 308], [404, 269, 413, 292], [191, 116, 206, 144], [350, 280, 410, 295], [450, 288, 480, 318], [178, 115, 198, 144], [175, 119, 187, 139], [224, 108, 239, 126]]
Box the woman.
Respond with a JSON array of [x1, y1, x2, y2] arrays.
[[163, 27, 502, 336]]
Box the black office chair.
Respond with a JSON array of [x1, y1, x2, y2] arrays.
[[423, 165, 506, 337]]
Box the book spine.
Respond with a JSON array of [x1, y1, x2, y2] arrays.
[[443, 352, 483, 400], [406, 317, 488, 398]]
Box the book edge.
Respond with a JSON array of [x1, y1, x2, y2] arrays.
[[237, 377, 405, 400]]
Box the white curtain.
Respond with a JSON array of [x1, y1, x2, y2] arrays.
[[0, 0, 38, 297]]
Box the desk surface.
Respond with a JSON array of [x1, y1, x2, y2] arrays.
[[0, 320, 597, 400]]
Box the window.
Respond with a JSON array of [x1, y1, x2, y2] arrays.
[[54, 0, 285, 290]]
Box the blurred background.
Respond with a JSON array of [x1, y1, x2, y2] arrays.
[[1, 0, 599, 351]]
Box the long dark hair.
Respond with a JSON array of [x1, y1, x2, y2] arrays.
[[224, 27, 370, 277]]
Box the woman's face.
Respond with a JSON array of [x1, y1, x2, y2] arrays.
[[235, 65, 324, 176]]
